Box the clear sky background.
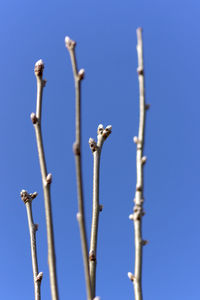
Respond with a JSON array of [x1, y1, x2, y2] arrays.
[[0, 0, 200, 299]]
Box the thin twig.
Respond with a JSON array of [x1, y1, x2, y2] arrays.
[[65, 36, 92, 300], [128, 27, 149, 300], [89, 124, 112, 298], [20, 190, 43, 300], [31, 60, 59, 300]]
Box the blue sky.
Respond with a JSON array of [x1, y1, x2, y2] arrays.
[[0, 0, 200, 299]]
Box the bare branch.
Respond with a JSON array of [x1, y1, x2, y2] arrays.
[[65, 36, 92, 300], [89, 124, 112, 298], [20, 190, 43, 300], [31, 60, 59, 300], [129, 27, 148, 300]]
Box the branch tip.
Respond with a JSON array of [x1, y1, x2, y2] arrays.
[[97, 124, 104, 135], [20, 190, 37, 204], [65, 36, 76, 50], [34, 59, 44, 76], [30, 192, 38, 199], [102, 125, 112, 139]]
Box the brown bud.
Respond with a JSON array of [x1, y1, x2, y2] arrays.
[[30, 192, 38, 199], [141, 156, 147, 164], [34, 224, 39, 231], [35, 272, 43, 282], [20, 190, 30, 204], [97, 124, 104, 135], [78, 69, 85, 80], [142, 240, 149, 246], [43, 79, 47, 87], [73, 142, 80, 156], [137, 67, 144, 75], [102, 125, 112, 139], [30, 113, 37, 124], [34, 59, 44, 76], [89, 138, 97, 152], [65, 36, 76, 49], [128, 272, 135, 281], [89, 250, 96, 261]]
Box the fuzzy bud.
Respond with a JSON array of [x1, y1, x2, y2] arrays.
[[35, 272, 43, 282], [99, 204, 103, 212], [34, 59, 44, 76], [133, 136, 138, 144], [20, 190, 37, 204], [102, 125, 112, 139], [65, 36, 76, 49], [129, 214, 134, 220], [30, 113, 37, 124], [141, 156, 147, 164], [30, 192, 38, 199], [20, 190, 29, 204], [89, 250, 96, 261], [78, 69, 85, 80], [46, 173, 52, 184], [97, 124, 104, 135], [89, 138, 97, 152], [128, 272, 135, 281]]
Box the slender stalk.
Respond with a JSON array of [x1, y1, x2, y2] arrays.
[[89, 124, 112, 298], [128, 27, 149, 300], [65, 36, 92, 300], [31, 60, 59, 300], [20, 190, 43, 300]]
